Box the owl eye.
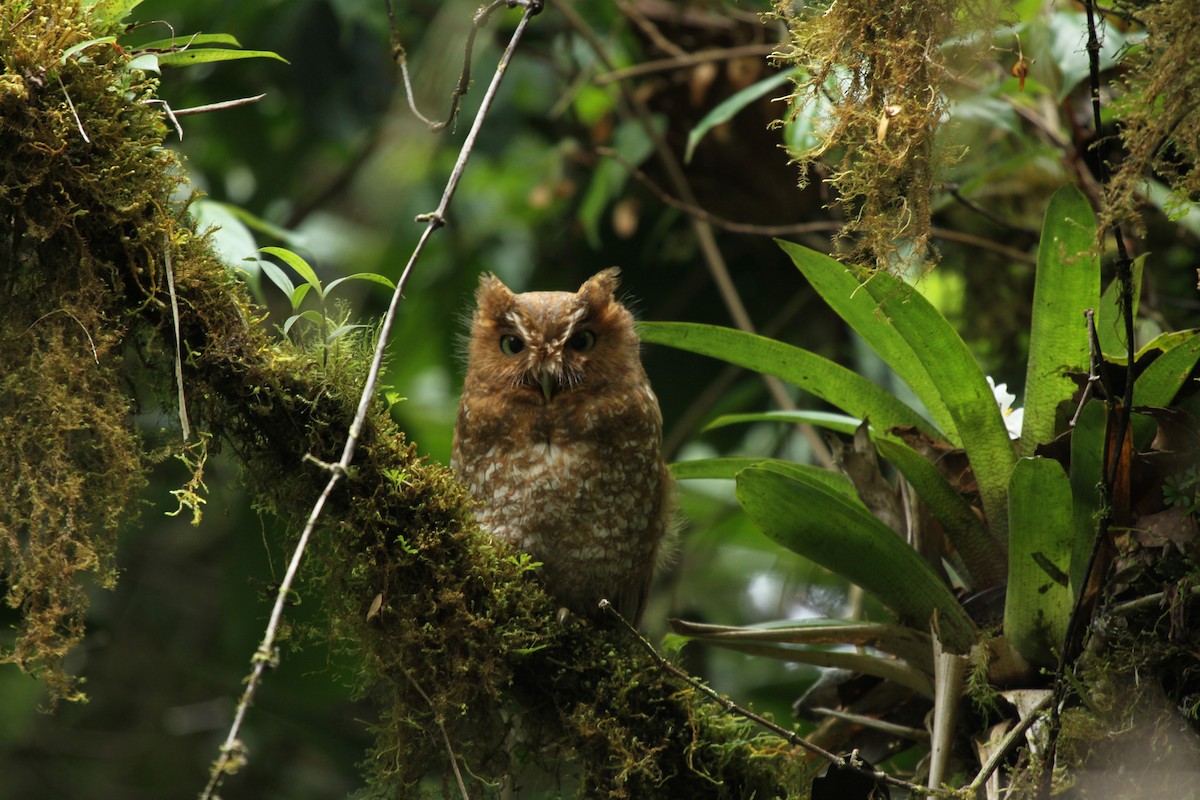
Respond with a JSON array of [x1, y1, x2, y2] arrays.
[[567, 330, 596, 353], [498, 334, 525, 356]]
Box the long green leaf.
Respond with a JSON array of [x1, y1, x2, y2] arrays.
[[670, 457, 857, 499], [685, 70, 795, 163], [158, 48, 288, 67], [778, 240, 958, 442], [1132, 329, 1200, 407], [736, 467, 976, 652], [670, 618, 933, 673], [637, 322, 939, 438], [1022, 185, 1098, 450], [134, 33, 242, 51], [701, 409, 1004, 588], [857, 272, 1017, 544], [1005, 457, 1074, 668], [705, 409, 862, 436], [697, 640, 934, 697]]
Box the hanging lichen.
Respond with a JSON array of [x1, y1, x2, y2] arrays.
[[769, 1, 986, 271], [1105, 0, 1200, 235]]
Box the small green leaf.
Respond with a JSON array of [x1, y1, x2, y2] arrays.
[[260, 246, 322, 300], [637, 321, 939, 437], [289, 283, 311, 312], [326, 272, 396, 295], [1005, 457, 1073, 668], [61, 37, 117, 64], [1022, 184, 1099, 450], [157, 48, 289, 68], [283, 310, 325, 337], [125, 53, 160, 73], [258, 258, 295, 299], [327, 323, 367, 345], [685, 69, 795, 163], [736, 467, 976, 653]]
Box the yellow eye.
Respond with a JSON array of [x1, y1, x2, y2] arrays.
[[567, 330, 596, 352], [499, 334, 525, 356]]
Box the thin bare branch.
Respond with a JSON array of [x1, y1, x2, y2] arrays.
[[173, 93, 267, 117], [199, 4, 542, 797], [594, 42, 778, 85], [164, 233, 191, 440]]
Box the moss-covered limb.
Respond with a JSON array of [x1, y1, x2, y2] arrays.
[[1, 1, 803, 794], [0, 0, 169, 702]]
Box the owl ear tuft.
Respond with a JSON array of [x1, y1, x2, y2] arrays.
[[476, 273, 515, 310], [579, 267, 621, 301]]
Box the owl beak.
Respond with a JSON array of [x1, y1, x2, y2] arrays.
[[539, 367, 555, 402]]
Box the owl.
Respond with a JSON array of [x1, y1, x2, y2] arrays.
[[452, 268, 673, 626]]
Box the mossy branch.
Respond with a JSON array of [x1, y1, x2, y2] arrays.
[[1, 1, 804, 796]]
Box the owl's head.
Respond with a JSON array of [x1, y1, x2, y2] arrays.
[[463, 268, 643, 402]]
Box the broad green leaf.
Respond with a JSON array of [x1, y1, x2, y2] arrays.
[[705, 409, 862, 435], [157, 48, 289, 68], [1046, 11, 1128, 101], [326, 272, 397, 295], [190, 199, 257, 267], [1097, 255, 1144, 357], [1133, 330, 1200, 407], [637, 322, 939, 437], [875, 439, 1006, 591], [685, 69, 795, 163], [83, 0, 141, 27], [1005, 457, 1073, 668], [1022, 184, 1098, 450], [736, 467, 977, 652], [778, 240, 958, 442], [260, 246, 322, 300], [857, 271, 1018, 544], [134, 33, 242, 51]]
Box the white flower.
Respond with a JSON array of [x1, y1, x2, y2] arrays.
[[987, 376, 1024, 439]]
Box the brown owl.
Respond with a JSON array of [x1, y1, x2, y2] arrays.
[[452, 268, 673, 626]]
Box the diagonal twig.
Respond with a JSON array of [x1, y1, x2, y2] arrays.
[[600, 599, 948, 798], [198, 4, 543, 798]]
